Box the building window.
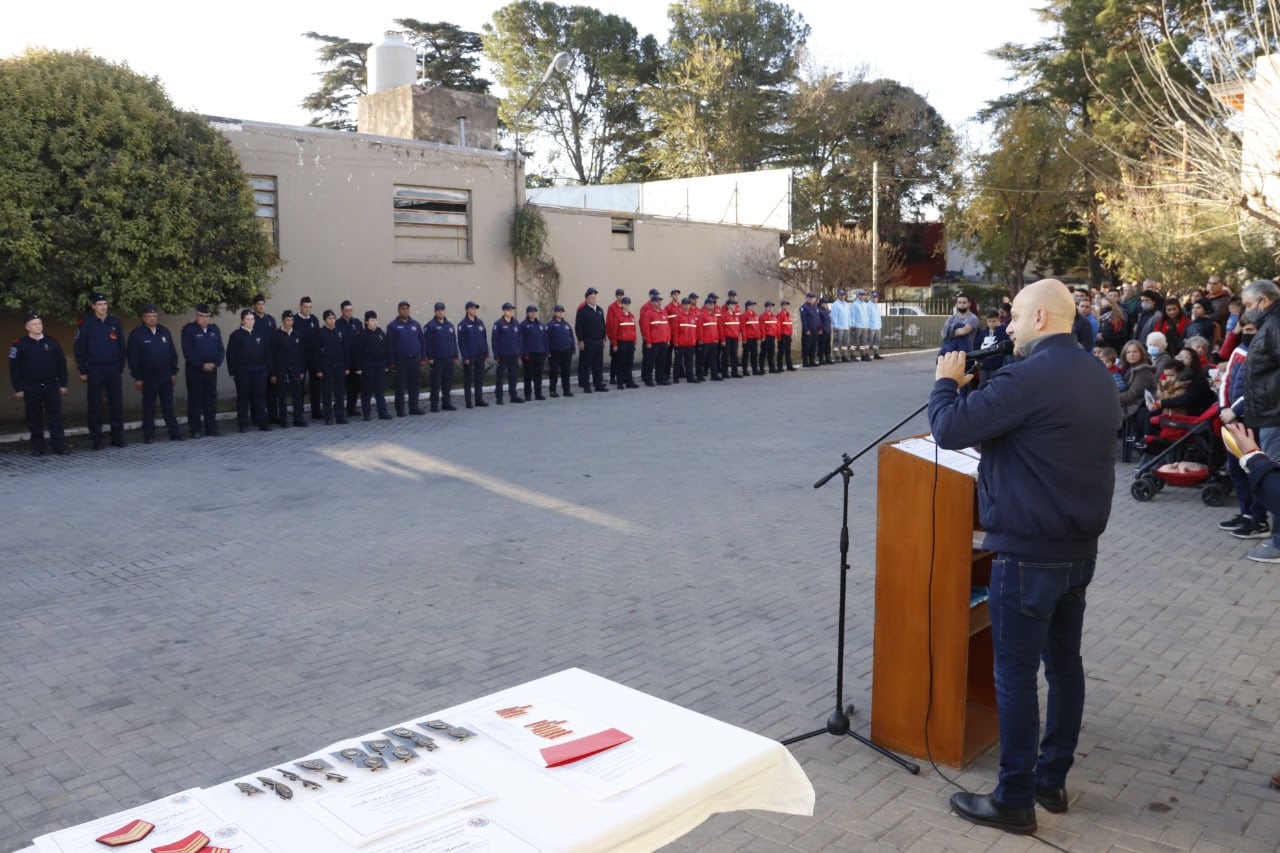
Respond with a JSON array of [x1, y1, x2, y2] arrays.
[[249, 175, 278, 247], [611, 217, 634, 251], [393, 185, 471, 262]]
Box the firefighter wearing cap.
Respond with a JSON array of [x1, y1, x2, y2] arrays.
[[337, 301, 362, 417], [492, 302, 524, 404], [673, 298, 699, 382], [387, 301, 426, 416], [741, 300, 763, 376], [127, 306, 181, 442], [867, 291, 884, 359], [248, 296, 280, 424], [269, 310, 308, 428], [425, 302, 459, 412], [831, 289, 852, 362], [640, 292, 670, 386], [664, 289, 683, 383], [10, 312, 69, 455], [778, 299, 796, 371], [546, 305, 575, 397], [295, 297, 322, 419], [182, 305, 224, 437], [354, 310, 392, 420], [74, 292, 127, 448], [613, 297, 639, 389], [799, 293, 820, 367], [313, 309, 351, 424], [519, 305, 548, 401], [457, 301, 489, 408], [606, 288, 627, 386], [226, 308, 273, 432], [720, 299, 742, 378], [697, 295, 723, 381], [576, 288, 607, 392], [760, 301, 780, 373]]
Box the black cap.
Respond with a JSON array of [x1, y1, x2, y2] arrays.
[[554, 304, 565, 312], [649, 288, 660, 296], [819, 297, 828, 304], [24, 311, 40, 323], [91, 292, 108, 304], [465, 300, 479, 309], [585, 287, 598, 297], [670, 289, 681, 297], [323, 309, 335, 320], [681, 298, 691, 305], [501, 302, 515, 311], [728, 289, 738, 297], [434, 301, 446, 311], [726, 299, 737, 306], [615, 288, 625, 296], [365, 310, 378, 320], [745, 300, 756, 307], [195, 304, 211, 315], [621, 296, 631, 304], [240, 308, 253, 319], [526, 304, 538, 313], [398, 300, 410, 308], [650, 294, 662, 302], [805, 292, 816, 298], [688, 292, 699, 300], [281, 309, 295, 320], [340, 300, 353, 309], [140, 304, 158, 314], [781, 299, 791, 306], [764, 300, 774, 307], [252, 293, 266, 304], [707, 293, 718, 300]]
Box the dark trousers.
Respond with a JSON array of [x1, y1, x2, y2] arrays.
[[319, 367, 346, 420], [139, 372, 180, 439], [801, 332, 816, 365], [360, 364, 389, 417], [23, 381, 65, 452], [676, 346, 696, 381], [394, 356, 423, 414], [989, 554, 1094, 809], [233, 370, 268, 429], [273, 371, 306, 425], [309, 373, 322, 419], [266, 377, 282, 423], [579, 340, 604, 389], [697, 342, 720, 380], [609, 344, 619, 384], [1227, 452, 1266, 519], [186, 366, 219, 434], [762, 337, 778, 372], [461, 358, 485, 405], [549, 350, 573, 394], [722, 338, 740, 376], [661, 339, 675, 382], [645, 343, 668, 383], [345, 372, 360, 415], [614, 341, 636, 387], [86, 366, 124, 443], [523, 353, 546, 398], [495, 355, 520, 401], [780, 335, 794, 369], [742, 339, 760, 375], [430, 359, 455, 409]]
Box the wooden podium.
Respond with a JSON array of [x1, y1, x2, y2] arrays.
[[870, 434, 998, 768]]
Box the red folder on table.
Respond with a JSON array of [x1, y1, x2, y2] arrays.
[[540, 727, 632, 767]]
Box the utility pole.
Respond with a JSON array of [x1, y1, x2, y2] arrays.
[[871, 161, 879, 292]]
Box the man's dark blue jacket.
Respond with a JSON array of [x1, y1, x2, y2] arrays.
[[928, 333, 1121, 559]]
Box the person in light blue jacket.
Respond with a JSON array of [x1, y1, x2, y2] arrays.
[[867, 292, 884, 360], [850, 289, 871, 361], [830, 290, 852, 362]]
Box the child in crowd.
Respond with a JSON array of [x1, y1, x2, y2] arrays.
[[1097, 346, 1126, 391], [977, 308, 1009, 388], [1226, 297, 1243, 334]]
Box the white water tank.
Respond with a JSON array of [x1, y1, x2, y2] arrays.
[[368, 32, 417, 95]]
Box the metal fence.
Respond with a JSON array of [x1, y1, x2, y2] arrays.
[[879, 313, 946, 351]]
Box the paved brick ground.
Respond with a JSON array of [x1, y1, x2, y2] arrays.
[[2, 353, 1278, 852]]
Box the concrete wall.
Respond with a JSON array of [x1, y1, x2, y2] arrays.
[[358, 85, 501, 151]]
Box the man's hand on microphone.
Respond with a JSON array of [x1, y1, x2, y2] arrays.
[[936, 351, 972, 387]]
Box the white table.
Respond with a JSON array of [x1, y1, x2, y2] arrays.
[[38, 669, 813, 852]]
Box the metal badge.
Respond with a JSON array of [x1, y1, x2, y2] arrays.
[[368, 739, 389, 752], [410, 733, 438, 750], [423, 719, 448, 730], [324, 772, 348, 783], [339, 748, 362, 761], [299, 760, 326, 772], [363, 756, 386, 771], [273, 782, 293, 801], [275, 768, 300, 781], [446, 726, 475, 741], [256, 777, 276, 790], [235, 783, 264, 796], [300, 779, 322, 790], [391, 747, 414, 762], [391, 727, 414, 739]]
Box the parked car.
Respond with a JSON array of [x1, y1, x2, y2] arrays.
[[881, 305, 928, 316]]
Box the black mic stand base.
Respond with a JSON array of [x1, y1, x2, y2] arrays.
[[781, 704, 920, 774]]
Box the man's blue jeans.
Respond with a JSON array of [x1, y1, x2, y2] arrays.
[[1258, 427, 1280, 547], [989, 553, 1095, 808]]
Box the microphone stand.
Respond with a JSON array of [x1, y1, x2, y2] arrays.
[[780, 358, 983, 772]]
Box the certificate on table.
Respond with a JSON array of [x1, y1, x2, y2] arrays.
[[33, 790, 270, 853], [303, 765, 490, 847], [363, 813, 539, 853]]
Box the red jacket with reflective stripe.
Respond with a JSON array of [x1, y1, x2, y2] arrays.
[[761, 311, 779, 338], [674, 309, 699, 347], [741, 309, 761, 340], [699, 308, 723, 344], [720, 310, 742, 339], [642, 305, 671, 344], [617, 311, 637, 343], [778, 310, 794, 336], [606, 300, 626, 345]]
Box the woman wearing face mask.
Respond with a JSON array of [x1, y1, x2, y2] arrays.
[[1144, 330, 1173, 375]]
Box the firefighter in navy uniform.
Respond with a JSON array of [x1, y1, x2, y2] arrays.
[[546, 305, 576, 398], [181, 304, 224, 437], [74, 292, 127, 449], [575, 287, 608, 392], [491, 302, 525, 404], [337, 300, 362, 418], [9, 312, 69, 455], [269, 310, 308, 428], [250, 295, 279, 423], [387, 300, 426, 416], [294, 296, 322, 420], [126, 305, 182, 443], [519, 305, 549, 400], [424, 302, 459, 412], [355, 310, 392, 420], [226, 309, 273, 432], [457, 301, 489, 408], [313, 309, 350, 424]]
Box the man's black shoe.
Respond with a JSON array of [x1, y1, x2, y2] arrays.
[[594, 386, 609, 392], [442, 404, 457, 411], [143, 436, 154, 444], [475, 400, 489, 407], [378, 413, 393, 420], [1035, 787, 1068, 814], [563, 390, 573, 397], [949, 792, 1036, 835]]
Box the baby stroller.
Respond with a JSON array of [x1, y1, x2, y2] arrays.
[[1130, 402, 1230, 504]]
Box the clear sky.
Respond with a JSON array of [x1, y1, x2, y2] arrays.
[[3, 1, 1050, 139]]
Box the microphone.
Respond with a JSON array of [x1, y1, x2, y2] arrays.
[[965, 339, 1014, 363]]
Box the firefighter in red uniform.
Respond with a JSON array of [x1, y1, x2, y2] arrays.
[[778, 299, 797, 371], [641, 292, 671, 386], [741, 300, 763, 375], [697, 294, 723, 381], [760, 301, 780, 373], [663, 289, 682, 383], [638, 288, 660, 386], [606, 288, 626, 386], [674, 298, 700, 383], [720, 299, 743, 378], [612, 297, 639, 388]]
